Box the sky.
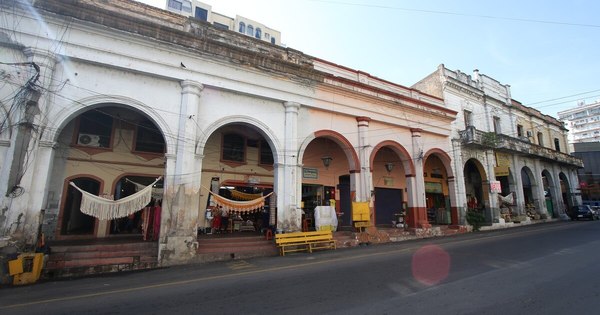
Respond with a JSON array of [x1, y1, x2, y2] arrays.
[[137, 0, 600, 118]]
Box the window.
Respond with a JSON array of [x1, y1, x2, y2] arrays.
[[554, 138, 561, 152], [463, 110, 473, 127], [239, 22, 245, 33], [181, 0, 191, 12], [195, 7, 208, 21], [134, 119, 165, 153], [493, 116, 501, 134], [517, 125, 524, 137], [265, 33, 270, 40], [77, 110, 113, 148], [247, 25, 254, 36], [222, 133, 245, 162], [168, 0, 191, 12], [255, 27, 262, 39], [168, 0, 182, 11], [259, 140, 274, 165], [537, 132, 544, 146], [214, 22, 229, 30], [271, 37, 276, 44]]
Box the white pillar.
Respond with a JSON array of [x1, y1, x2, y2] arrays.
[[158, 80, 203, 266], [278, 101, 301, 232], [356, 116, 372, 201]]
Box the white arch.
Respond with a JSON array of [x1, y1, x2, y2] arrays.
[[41, 95, 176, 154], [197, 115, 282, 164]]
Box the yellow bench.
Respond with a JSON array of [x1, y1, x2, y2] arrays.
[[275, 230, 336, 256]]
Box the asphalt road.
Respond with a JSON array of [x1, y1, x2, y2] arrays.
[[2, 221, 600, 314]]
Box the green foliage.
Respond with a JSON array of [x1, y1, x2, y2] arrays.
[[466, 210, 485, 231], [481, 132, 498, 147]]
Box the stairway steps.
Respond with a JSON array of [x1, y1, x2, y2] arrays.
[[42, 240, 158, 279]]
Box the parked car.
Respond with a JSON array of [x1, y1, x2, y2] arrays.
[[570, 205, 598, 221]]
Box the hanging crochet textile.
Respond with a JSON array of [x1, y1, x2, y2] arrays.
[[230, 189, 264, 201], [207, 190, 273, 213], [69, 177, 162, 220], [126, 178, 164, 200]]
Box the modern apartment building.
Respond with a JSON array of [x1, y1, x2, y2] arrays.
[[165, 0, 281, 45], [558, 100, 600, 146]]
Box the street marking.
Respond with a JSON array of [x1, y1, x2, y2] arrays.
[[227, 260, 254, 270]]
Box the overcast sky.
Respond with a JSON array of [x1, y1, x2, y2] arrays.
[[137, 0, 600, 118]]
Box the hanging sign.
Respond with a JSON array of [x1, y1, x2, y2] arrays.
[[490, 180, 502, 193], [303, 167, 318, 179]]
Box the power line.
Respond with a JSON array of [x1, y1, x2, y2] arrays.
[[306, 0, 600, 29]]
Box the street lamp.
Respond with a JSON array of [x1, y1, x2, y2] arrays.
[[321, 156, 333, 169], [385, 162, 394, 174]]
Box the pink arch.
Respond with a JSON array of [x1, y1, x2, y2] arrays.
[[314, 130, 360, 172], [424, 148, 454, 179], [370, 140, 415, 176]]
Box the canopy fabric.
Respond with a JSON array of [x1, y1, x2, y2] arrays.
[[69, 176, 162, 220], [207, 190, 273, 213], [126, 178, 164, 200]]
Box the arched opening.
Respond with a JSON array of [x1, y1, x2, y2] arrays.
[[300, 132, 356, 231], [371, 146, 407, 226], [560, 172, 573, 214], [521, 166, 536, 213], [198, 123, 276, 237], [110, 175, 164, 238], [464, 159, 488, 212], [60, 177, 100, 235], [55, 104, 167, 240], [542, 170, 556, 218], [424, 154, 451, 225]]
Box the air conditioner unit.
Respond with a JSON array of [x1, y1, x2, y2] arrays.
[[77, 133, 101, 147], [526, 131, 533, 137]]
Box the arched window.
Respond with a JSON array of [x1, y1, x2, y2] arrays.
[[239, 22, 245, 33], [271, 37, 276, 44], [255, 28, 262, 39], [247, 25, 254, 36]]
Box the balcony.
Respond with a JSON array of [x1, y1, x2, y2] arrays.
[[459, 126, 584, 167]]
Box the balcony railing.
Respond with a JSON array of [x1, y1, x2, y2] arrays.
[[458, 126, 584, 167]]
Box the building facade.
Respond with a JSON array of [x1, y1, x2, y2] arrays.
[[1, 0, 456, 266], [558, 100, 600, 149], [165, 0, 282, 45], [413, 65, 583, 224]]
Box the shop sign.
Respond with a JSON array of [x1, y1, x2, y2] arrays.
[[490, 180, 502, 193], [303, 167, 318, 179], [425, 182, 442, 193]]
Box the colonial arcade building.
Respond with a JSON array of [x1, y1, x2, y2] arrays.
[[413, 65, 583, 224], [1, 0, 458, 267]]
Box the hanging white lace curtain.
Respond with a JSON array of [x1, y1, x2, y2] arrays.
[[69, 176, 162, 220], [126, 178, 164, 200]]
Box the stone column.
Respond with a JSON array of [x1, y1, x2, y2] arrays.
[[408, 128, 429, 228], [356, 116, 372, 202], [551, 165, 566, 217], [158, 81, 203, 266], [512, 155, 525, 215], [278, 101, 302, 232]]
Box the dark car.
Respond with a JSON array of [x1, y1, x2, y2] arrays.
[[571, 205, 598, 221]]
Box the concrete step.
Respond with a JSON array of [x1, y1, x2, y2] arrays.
[[42, 240, 159, 279]]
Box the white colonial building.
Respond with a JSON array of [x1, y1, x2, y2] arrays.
[[413, 65, 583, 225], [0, 0, 457, 269]]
